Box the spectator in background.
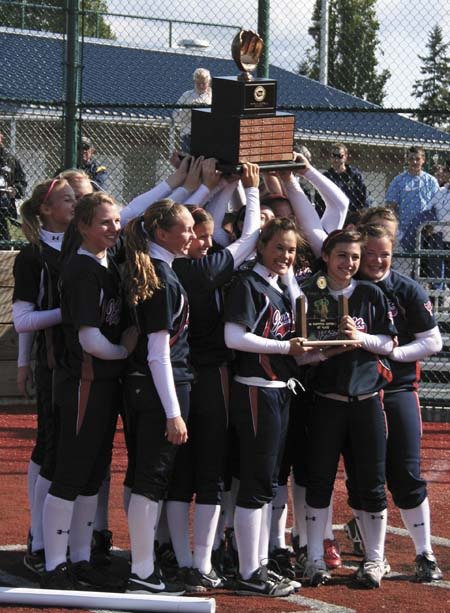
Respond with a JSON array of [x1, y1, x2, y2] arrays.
[[0, 131, 27, 241], [78, 137, 108, 190], [323, 143, 369, 225], [429, 159, 450, 279], [385, 146, 439, 251], [173, 68, 212, 152]]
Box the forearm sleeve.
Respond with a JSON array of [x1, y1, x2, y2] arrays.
[[78, 326, 128, 360], [224, 322, 291, 354], [147, 330, 181, 419], [120, 181, 172, 226], [226, 187, 260, 268], [17, 332, 34, 367], [282, 175, 327, 257], [206, 180, 240, 247], [183, 184, 211, 205], [13, 301, 62, 333], [356, 332, 394, 355], [304, 167, 349, 232], [389, 326, 442, 362]]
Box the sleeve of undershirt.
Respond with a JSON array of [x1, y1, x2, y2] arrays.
[[120, 181, 172, 226], [355, 332, 394, 355], [389, 326, 442, 362], [303, 167, 349, 232], [147, 330, 181, 419], [224, 322, 291, 354], [13, 300, 62, 333], [226, 187, 260, 268], [183, 184, 211, 205], [206, 180, 240, 247], [78, 326, 128, 360], [282, 174, 327, 257], [17, 332, 34, 367]]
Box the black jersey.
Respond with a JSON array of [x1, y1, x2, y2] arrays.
[[301, 274, 396, 396], [225, 269, 296, 382], [377, 269, 436, 390], [130, 259, 193, 384], [59, 253, 126, 380], [173, 249, 234, 368], [13, 241, 62, 368]]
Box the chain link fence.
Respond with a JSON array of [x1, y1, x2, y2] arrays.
[[0, 0, 449, 408]]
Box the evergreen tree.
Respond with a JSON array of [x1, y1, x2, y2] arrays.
[[412, 25, 450, 127], [0, 0, 114, 39], [299, 0, 390, 105]]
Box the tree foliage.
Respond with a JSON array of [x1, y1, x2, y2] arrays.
[[299, 0, 390, 105], [0, 0, 114, 39], [412, 25, 450, 127]]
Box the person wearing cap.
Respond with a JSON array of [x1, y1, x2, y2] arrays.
[[0, 131, 27, 241], [78, 137, 108, 190]]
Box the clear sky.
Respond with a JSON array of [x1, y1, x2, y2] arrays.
[[105, 0, 450, 108]]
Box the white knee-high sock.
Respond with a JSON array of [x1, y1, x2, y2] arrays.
[[305, 505, 328, 562], [30, 475, 51, 552], [27, 460, 41, 521], [259, 502, 273, 565], [123, 485, 132, 514], [324, 494, 334, 540], [93, 469, 110, 531], [193, 504, 221, 574], [269, 485, 288, 551], [43, 494, 74, 571], [69, 494, 98, 563], [400, 498, 432, 555], [156, 502, 171, 546], [128, 493, 159, 578], [360, 509, 387, 561], [234, 505, 262, 580], [292, 484, 307, 548], [166, 501, 192, 568]]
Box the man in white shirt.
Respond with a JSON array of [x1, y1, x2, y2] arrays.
[[173, 68, 212, 152]]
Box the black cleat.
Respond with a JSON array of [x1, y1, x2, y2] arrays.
[[127, 569, 185, 595], [40, 562, 81, 590], [415, 553, 443, 582], [235, 565, 294, 597], [24, 549, 46, 576], [91, 529, 113, 566], [184, 567, 224, 592]]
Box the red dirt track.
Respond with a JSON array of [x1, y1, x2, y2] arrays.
[[0, 404, 449, 613]]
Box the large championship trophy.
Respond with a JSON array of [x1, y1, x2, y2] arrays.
[[190, 30, 303, 173]]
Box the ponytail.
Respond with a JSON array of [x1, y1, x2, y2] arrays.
[[124, 216, 161, 305], [20, 178, 65, 246]]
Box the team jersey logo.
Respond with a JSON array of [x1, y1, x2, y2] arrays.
[[388, 299, 398, 318], [271, 308, 294, 340], [423, 300, 433, 316], [104, 297, 121, 326], [352, 316, 367, 333]]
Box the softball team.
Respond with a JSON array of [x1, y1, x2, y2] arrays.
[[12, 153, 444, 596]]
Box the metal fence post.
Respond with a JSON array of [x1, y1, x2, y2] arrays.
[[64, 0, 81, 170], [257, 0, 270, 78]]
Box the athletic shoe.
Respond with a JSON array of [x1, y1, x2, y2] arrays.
[[415, 553, 443, 582], [155, 541, 179, 580], [40, 562, 81, 590], [127, 569, 186, 595], [91, 529, 113, 566], [344, 518, 365, 556], [266, 567, 301, 591], [211, 540, 226, 576], [294, 545, 308, 577], [354, 559, 386, 588], [323, 539, 342, 569], [24, 549, 46, 575], [184, 567, 223, 592], [72, 560, 123, 591], [268, 547, 296, 579], [223, 528, 239, 577], [304, 559, 331, 587], [235, 565, 294, 597]]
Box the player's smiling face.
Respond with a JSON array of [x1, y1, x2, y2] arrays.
[[79, 202, 120, 255], [259, 229, 297, 275], [188, 221, 214, 259], [157, 209, 196, 256], [323, 241, 361, 288], [360, 236, 393, 282]]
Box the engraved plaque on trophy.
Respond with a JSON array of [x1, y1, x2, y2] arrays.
[[190, 30, 304, 173], [295, 276, 359, 346]]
